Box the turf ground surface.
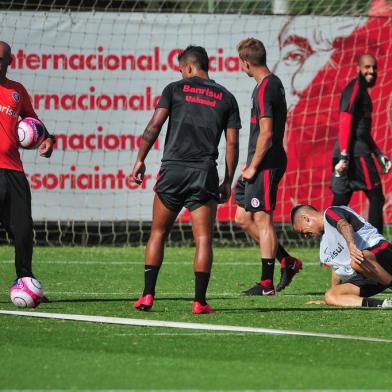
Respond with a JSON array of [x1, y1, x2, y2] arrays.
[[1, 246, 392, 390]]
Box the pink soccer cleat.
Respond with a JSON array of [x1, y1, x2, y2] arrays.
[[192, 301, 215, 314], [133, 294, 154, 311]]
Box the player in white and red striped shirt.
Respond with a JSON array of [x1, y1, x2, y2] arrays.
[[291, 204, 392, 308]]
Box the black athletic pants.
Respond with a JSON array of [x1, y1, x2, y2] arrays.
[[0, 169, 33, 278], [332, 186, 385, 234]]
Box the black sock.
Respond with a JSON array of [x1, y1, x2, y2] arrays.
[[143, 265, 160, 296], [261, 258, 275, 282], [361, 297, 384, 307], [195, 272, 210, 305], [276, 244, 290, 263]]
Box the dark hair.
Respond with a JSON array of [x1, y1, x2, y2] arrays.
[[290, 205, 317, 225], [237, 38, 266, 66], [177, 45, 209, 72]]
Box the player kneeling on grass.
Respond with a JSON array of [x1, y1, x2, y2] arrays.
[[131, 45, 241, 314], [291, 205, 392, 308]]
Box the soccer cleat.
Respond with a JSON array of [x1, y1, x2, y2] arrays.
[[381, 298, 392, 308], [133, 294, 154, 311], [276, 257, 303, 292], [192, 301, 215, 314], [240, 281, 275, 296]]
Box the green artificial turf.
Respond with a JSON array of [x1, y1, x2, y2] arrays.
[[1, 246, 392, 390]]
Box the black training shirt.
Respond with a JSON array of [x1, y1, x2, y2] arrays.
[[246, 74, 287, 170], [156, 76, 241, 167]]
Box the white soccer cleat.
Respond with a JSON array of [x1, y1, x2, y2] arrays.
[[381, 298, 392, 308]]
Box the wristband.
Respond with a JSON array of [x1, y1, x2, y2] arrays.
[[339, 153, 349, 162]]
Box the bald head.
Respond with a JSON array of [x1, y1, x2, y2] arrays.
[[358, 53, 376, 66], [0, 41, 11, 57], [357, 53, 377, 88], [0, 41, 12, 82]]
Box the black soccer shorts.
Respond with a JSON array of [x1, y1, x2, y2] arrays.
[[345, 274, 387, 298], [234, 167, 285, 212], [154, 162, 220, 212], [331, 155, 381, 194], [234, 176, 246, 208], [346, 240, 392, 297]]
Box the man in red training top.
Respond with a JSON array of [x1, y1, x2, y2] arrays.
[[0, 41, 55, 292]]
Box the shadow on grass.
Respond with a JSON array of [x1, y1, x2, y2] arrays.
[[48, 296, 241, 303], [215, 306, 392, 312], [49, 298, 132, 303], [32, 297, 392, 313], [282, 292, 325, 296]]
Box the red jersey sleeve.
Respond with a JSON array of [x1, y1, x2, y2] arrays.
[[257, 79, 273, 119], [19, 84, 37, 119], [338, 79, 359, 155]]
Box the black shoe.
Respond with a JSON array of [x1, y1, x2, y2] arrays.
[[276, 257, 303, 292], [240, 281, 275, 296]]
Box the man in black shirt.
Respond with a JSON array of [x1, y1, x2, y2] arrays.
[[131, 45, 241, 314], [235, 38, 302, 296], [332, 54, 391, 233]]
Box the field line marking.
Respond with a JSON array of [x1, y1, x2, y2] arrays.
[[1, 390, 391, 392], [0, 310, 391, 343], [0, 291, 327, 298], [3, 390, 390, 392], [1, 291, 257, 296]]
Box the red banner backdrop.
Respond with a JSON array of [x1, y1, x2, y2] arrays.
[[205, 1, 392, 224]]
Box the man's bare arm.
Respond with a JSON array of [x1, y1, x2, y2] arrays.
[[250, 117, 272, 170], [242, 117, 272, 181], [223, 128, 239, 184], [219, 128, 239, 203], [131, 108, 169, 185], [336, 219, 364, 264], [137, 108, 169, 162]]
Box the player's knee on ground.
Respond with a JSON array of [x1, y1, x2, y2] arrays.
[[324, 288, 339, 306]]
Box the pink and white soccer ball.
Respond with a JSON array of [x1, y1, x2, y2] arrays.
[[9, 277, 44, 308], [17, 117, 46, 149]]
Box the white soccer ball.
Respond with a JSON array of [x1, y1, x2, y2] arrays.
[[9, 277, 44, 308], [17, 117, 46, 149]]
